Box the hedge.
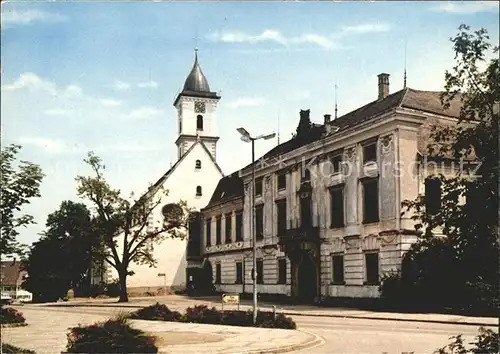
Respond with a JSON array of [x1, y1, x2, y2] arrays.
[[129, 303, 297, 329]]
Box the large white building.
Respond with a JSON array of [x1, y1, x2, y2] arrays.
[[192, 74, 462, 301], [120, 50, 224, 294]]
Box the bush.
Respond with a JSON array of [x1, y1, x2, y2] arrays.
[[436, 327, 499, 354], [105, 279, 121, 297], [128, 303, 297, 329], [129, 302, 182, 321], [89, 283, 105, 298], [0, 306, 26, 324], [66, 315, 157, 353], [1, 343, 36, 354]]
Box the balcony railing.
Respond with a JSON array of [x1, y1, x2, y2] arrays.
[[278, 224, 320, 245]]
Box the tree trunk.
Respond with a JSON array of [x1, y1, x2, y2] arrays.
[[118, 270, 128, 302]]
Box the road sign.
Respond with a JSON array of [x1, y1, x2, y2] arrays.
[[221, 293, 240, 311]]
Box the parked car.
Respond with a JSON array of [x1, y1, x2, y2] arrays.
[[1, 293, 13, 305]]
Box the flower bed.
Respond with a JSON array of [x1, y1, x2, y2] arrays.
[[65, 316, 157, 353], [0, 306, 26, 325], [129, 303, 297, 329]]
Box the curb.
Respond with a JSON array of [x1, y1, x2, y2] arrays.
[[239, 329, 325, 354], [281, 311, 498, 328], [31, 302, 497, 328], [1, 322, 28, 328]]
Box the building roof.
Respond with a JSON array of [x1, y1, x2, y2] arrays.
[[183, 50, 211, 93], [202, 87, 463, 210], [0, 260, 25, 286], [203, 171, 244, 210]]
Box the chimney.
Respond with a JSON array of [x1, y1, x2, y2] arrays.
[[296, 109, 312, 138], [324, 114, 331, 124], [377, 73, 390, 100]]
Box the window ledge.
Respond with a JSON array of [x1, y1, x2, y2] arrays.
[[362, 220, 379, 225], [330, 281, 346, 286], [330, 224, 345, 229]]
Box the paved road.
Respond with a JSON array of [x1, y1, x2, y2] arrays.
[[8, 304, 490, 353], [294, 315, 483, 353]]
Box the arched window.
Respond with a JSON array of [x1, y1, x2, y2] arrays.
[[196, 186, 202, 196], [197, 115, 204, 131], [195, 160, 202, 169]]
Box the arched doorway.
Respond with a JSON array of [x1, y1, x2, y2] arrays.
[[297, 253, 318, 303]]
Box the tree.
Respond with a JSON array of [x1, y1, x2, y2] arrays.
[[388, 25, 499, 313], [75, 152, 190, 302], [1, 144, 44, 257], [22, 201, 96, 302]]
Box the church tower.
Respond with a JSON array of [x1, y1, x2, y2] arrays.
[[174, 49, 221, 160]]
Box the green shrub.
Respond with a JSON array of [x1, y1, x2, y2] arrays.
[[65, 315, 157, 353], [129, 302, 182, 321], [0, 306, 26, 324], [1, 343, 36, 354], [104, 279, 121, 297], [435, 327, 499, 354], [128, 303, 297, 329], [183, 304, 221, 324]]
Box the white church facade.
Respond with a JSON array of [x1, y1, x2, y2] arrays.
[[116, 50, 224, 294]]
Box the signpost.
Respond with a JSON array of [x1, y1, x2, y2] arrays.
[[221, 293, 240, 311], [157, 273, 167, 296]]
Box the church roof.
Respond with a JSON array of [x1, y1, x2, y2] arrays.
[[183, 50, 211, 93]]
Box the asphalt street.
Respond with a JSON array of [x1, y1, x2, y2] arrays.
[[293, 315, 484, 353], [14, 303, 489, 353]]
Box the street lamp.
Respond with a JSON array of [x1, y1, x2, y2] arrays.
[[237, 127, 276, 324]]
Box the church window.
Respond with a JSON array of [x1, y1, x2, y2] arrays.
[[195, 160, 201, 169], [197, 115, 204, 131], [196, 186, 202, 196]]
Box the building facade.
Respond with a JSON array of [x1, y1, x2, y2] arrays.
[[114, 50, 225, 294], [1, 261, 33, 302], [191, 73, 461, 301]]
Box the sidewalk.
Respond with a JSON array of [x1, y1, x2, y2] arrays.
[[2, 307, 321, 354], [131, 320, 322, 354], [46, 295, 499, 327]]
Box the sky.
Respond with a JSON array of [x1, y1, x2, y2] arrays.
[[1, 1, 499, 248]]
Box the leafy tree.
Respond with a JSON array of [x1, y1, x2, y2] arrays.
[[22, 201, 96, 302], [387, 25, 499, 312], [75, 152, 190, 302], [0, 144, 44, 257]]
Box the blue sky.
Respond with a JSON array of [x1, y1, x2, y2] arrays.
[[1, 1, 499, 247]]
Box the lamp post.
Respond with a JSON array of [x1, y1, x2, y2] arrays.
[[237, 127, 276, 324]]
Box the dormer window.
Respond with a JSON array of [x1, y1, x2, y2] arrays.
[[363, 141, 377, 164], [195, 160, 201, 169], [196, 186, 202, 196], [197, 115, 204, 131]]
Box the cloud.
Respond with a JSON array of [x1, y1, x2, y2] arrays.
[[430, 1, 499, 13], [99, 98, 123, 107], [138, 81, 159, 89], [210, 30, 336, 49], [110, 80, 131, 91], [227, 97, 266, 108], [1, 8, 67, 27], [122, 107, 163, 120], [1, 72, 83, 98], [210, 25, 392, 50], [44, 108, 74, 117], [17, 137, 71, 154], [339, 23, 392, 34]]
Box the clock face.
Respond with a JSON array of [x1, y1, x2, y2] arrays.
[[194, 101, 206, 113]]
